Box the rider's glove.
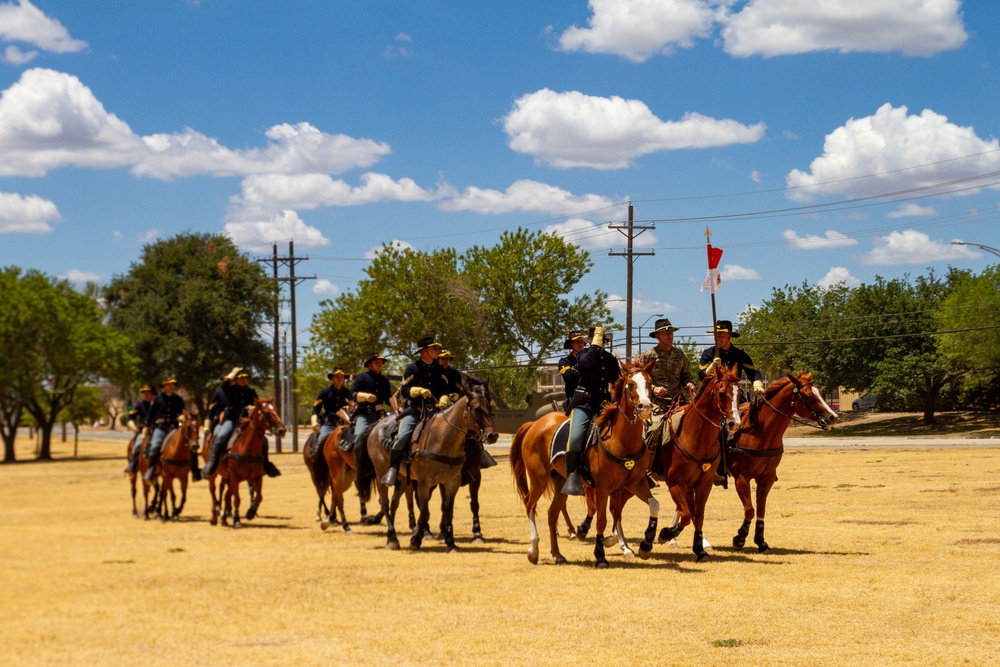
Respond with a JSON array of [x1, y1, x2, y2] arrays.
[[310, 414, 320, 433], [127, 420, 138, 434], [411, 387, 433, 400], [436, 395, 453, 410], [591, 326, 605, 348], [355, 392, 376, 403], [753, 380, 765, 393]]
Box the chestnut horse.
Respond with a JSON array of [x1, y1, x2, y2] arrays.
[[729, 372, 838, 552], [363, 375, 498, 552], [126, 431, 158, 520], [224, 398, 285, 528], [155, 415, 200, 521], [656, 365, 742, 561], [510, 362, 654, 567], [304, 426, 383, 529], [201, 426, 230, 526]]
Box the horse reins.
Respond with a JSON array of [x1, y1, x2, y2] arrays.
[[759, 383, 829, 430]]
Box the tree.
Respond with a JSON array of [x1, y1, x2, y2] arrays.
[[60, 385, 107, 455], [937, 265, 1000, 407], [104, 233, 276, 414], [0, 268, 137, 461]]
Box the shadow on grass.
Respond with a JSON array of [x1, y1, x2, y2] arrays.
[[790, 411, 1000, 438]]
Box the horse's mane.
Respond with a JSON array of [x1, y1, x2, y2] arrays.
[[593, 365, 634, 429]]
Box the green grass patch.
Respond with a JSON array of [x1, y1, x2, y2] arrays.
[[712, 638, 743, 648], [168, 547, 186, 553]]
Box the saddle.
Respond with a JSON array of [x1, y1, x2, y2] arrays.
[[548, 419, 601, 487]]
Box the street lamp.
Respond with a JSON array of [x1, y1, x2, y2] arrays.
[[951, 240, 1000, 259], [636, 313, 663, 355]]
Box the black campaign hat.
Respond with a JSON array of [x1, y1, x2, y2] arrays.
[[648, 318, 679, 338], [708, 320, 740, 338], [563, 331, 585, 349], [363, 353, 386, 368], [327, 369, 345, 379], [416, 335, 442, 352]]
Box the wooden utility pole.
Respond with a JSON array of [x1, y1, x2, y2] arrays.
[[609, 203, 655, 359], [270, 244, 282, 452]]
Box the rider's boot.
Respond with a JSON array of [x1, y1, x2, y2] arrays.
[[143, 448, 161, 481], [713, 460, 728, 488], [262, 439, 281, 478], [480, 443, 497, 468], [124, 445, 140, 474], [561, 449, 585, 496], [338, 428, 355, 452], [461, 466, 475, 486], [190, 454, 202, 482], [201, 437, 226, 478], [381, 447, 405, 486]]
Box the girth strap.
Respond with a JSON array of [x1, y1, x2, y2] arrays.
[[415, 449, 465, 467], [227, 451, 263, 464], [160, 456, 189, 467], [598, 438, 645, 471], [668, 419, 720, 472], [730, 445, 784, 458]]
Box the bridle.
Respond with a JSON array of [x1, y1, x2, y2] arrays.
[[759, 381, 831, 430]]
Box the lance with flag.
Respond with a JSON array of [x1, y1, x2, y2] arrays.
[[701, 226, 723, 353]]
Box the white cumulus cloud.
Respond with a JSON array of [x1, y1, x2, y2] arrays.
[[224, 210, 330, 253], [605, 293, 678, 315], [858, 229, 980, 265], [3, 44, 36, 64], [502, 88, 765, 169], [312, 279, 339, 296], [0, 191, 60, 233], [887, 203, 938, 218], [783, 229, 857, 249], [556, 0, 716, 62], [787, 104, 1000, 201], [365, 239, 415, 260], [440, 179, 616, 216], [721, 264, 761, 280], [816, 266, 860, 289], [545, 217, 657, 251], [720, 0, 967, 58], [58, 268, 100, 284], [0, 0, 87, 54]]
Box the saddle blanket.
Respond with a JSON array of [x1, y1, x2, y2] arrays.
[[548, 420, 570, 464]]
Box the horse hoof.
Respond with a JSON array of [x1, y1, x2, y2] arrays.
[[603, 534, 617, 548], [757, 543, 770, 554], [527, 550, 539, 565], [246, 508, 257, 520], [447, 546, 459, 554], [638, 549, 650, 560], [233, 522, 242, 530], [622, 550, 635, 560], [171, 515, 179, 522], [595, 560, 610, 569], [554, 555, 567, 565], [733, 537, 746, 550], [320, 521, 330, 531], [669, 538, 678, 548], [344, 527, 353, 535], [568, 532, 578, 540], [472, 536, 485, 545], [210, 516, 218, 526], [695, 551, 710, 562], [386, 541, 400, 551]]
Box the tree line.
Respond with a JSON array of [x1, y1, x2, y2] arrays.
[[739, 266, 1000, 425]]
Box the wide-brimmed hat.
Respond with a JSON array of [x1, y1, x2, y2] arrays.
[[563, 331, 585, 349], [708, 320, 740, 338], [648, 318, 679, 338], [161, 377, 178, 387], [327, 369, 345, 380], [235, 370, 250, 379], [139, 384, 154, 393], [416, 335, 442, 352], [363, 353, 386, 368], [439, 349, 454, 359]]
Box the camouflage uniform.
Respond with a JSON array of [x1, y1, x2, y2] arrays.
[[637, 344, 693, 448]]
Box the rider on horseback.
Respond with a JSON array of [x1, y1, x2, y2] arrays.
[[381, 335, 449, 486], [700, 320, 765, 487], [558, 331, 586, 411], [143, 377, 185, 481], [203, 384, 227, 439], [440, 349, 497, 470], [345, 353, 393, 451], [124, 384, 155, 473], [202, 367, 281, 478], [561, 325, 621, 496], [636, 318, 695, 450], [310, 369, 352, 449]]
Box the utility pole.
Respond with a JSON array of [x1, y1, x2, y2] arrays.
[[609, 203, 655, 360], [270, 244, 282, 452]]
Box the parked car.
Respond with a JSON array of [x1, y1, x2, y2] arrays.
[[852, 393, 877, 410]]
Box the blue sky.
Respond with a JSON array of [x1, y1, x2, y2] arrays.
[[1, 0, 998, 359]]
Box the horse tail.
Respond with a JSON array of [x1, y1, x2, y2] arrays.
[[354, 430, 375, 504], [312, 443, 330, 490], [509, 422, 531, 505]]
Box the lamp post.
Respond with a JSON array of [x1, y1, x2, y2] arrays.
[[636, 313, 663, 355], [951, 240, 1000, 258]]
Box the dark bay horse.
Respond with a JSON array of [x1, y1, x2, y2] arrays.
[[223, 398, 285, 528], [655, 365, 742, 561], [729, 372, 838, 552], [126, 431, 158, 520], [363, 376, 498, 552], [510, 362, 654, 567], [155, 415, 200, 521]]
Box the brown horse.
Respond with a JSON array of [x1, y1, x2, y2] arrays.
[[510, 362, 654, 567], [655, 365, 742, 561], [304, 426, 383, 528], [729, 372, 838, 552], [126, 431, 159, 520], [155, 415, 200, 521], [201, 425, 230, 526], [363, 375, 498, 552], [223, 398, 285, 528]]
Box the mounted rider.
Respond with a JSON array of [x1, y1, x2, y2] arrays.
[[202, 367, 281, 478], [310, 369, 352, 449], [381, 335, 450, 486], [440, 348, 497, 470], [700, 320, 765, 487], [142, 377, 187, 481], [343, 352, 393, 451], [558, 331, 586, 410], [636, 318, 695, 450], [123, 384, 155, 473], [203, 384, 228, 439], [561, 325, 621, 496]]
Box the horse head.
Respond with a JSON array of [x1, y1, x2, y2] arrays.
[[624, 359, 654, 422], [463, 375, 498, 444], [785, 372, 839, 430], [710, 364, 742, 433], [252, 397, 287, 438]]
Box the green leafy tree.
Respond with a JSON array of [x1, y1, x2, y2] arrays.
[[937, 265, 1000, 407], [0, 268, 137, 461], [104, 233, 276, 414]]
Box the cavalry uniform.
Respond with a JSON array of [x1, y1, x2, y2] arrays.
[[123, 387, 155, 473], [439, 348, 497, 471], [558, 330, 586, 408], [347, 353, 393, 451], [562, 326, 621, 496], [637, 318, 693, 449], [204, 387, 227, 436], [381, 335, 450, 485], [202, 368, 280, 478], [311, 370, 352, 448], [143, 378, 185, 480]]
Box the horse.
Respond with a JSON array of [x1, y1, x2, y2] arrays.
[[655, 365, 743, 561], [126, 431, 159, 520], [362, 375, 498, 552], [304, 425, 384, 529], [201, 425, 231, 526], [154, 415, 200, 521], [223, 398, 286, 528], [729, 372, 838, 552], [510, 361, 654, 567]]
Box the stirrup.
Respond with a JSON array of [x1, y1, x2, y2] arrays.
[[480, 447, 497, 469], [561, 471, 584, 496], [381, 466, 399, 486], [264, 461, 281, 478]]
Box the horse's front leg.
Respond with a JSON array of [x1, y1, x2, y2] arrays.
[[659, 471, 693, 544], [382, 483, 400, 550], [624, 477, 660, 559], [593, 487, 610, 568], [246, 476, 263, 520], [410, 482, 432, 550], [609, 492, 634, 558], [440, 477, 460, 553], [690, 476, 714, 562], [174, 476, 188, 520], [576, 486, 596, 539], [733, 472, 754, 549], [229, 479, 242, 529], [129, 474, 139, 518], [753, 472, 777, 553], [469, 472, 484, 544]]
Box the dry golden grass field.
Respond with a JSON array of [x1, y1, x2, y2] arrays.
[[2, 432, 999, 666]]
